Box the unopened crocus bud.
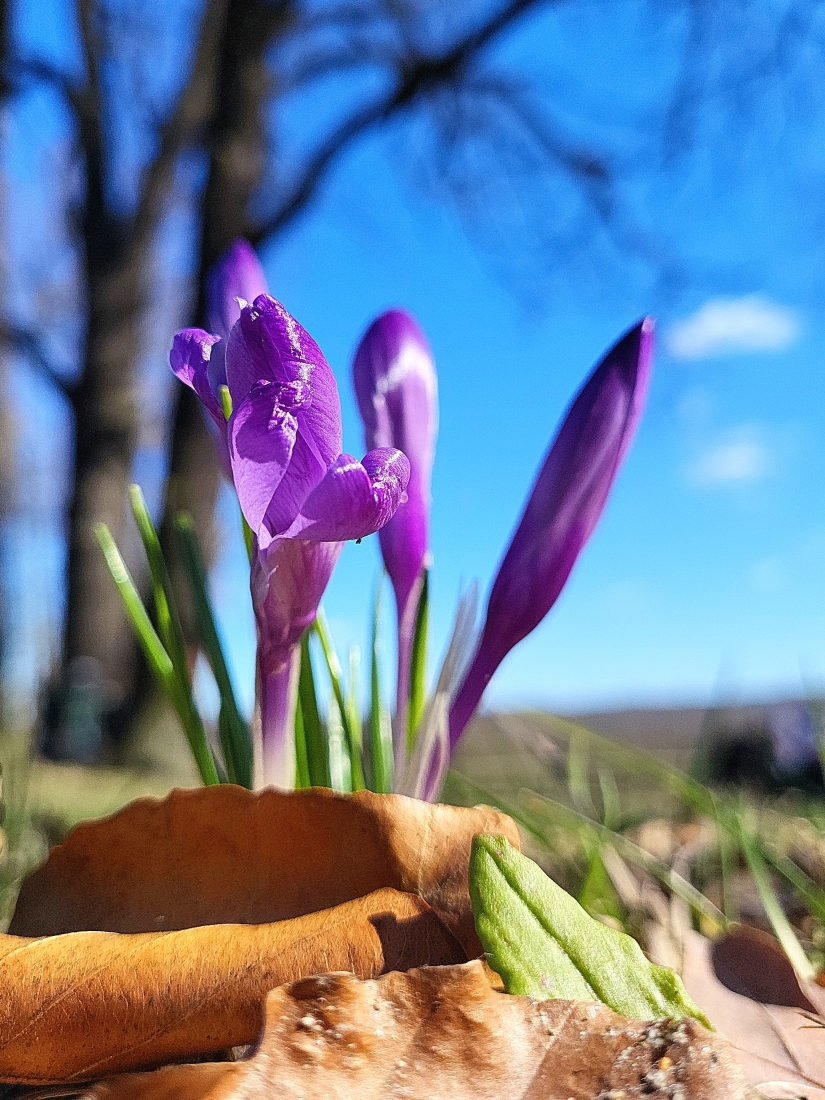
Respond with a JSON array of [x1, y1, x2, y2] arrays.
[[353, 310, 437, 747], [206, 238, 269, 398], [449, 318, 654, 747], [171, 240, 269, 471]]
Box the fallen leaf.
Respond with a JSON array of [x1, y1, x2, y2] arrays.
[[469, 833, 710, 1025], [79, 961, 748, 1100], [711, 924, 825, 1013], [0, 887, 464, 1084], [10, 787, 518, 955], [682, 928, 825, 1096]]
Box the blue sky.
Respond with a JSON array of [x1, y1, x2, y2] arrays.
[[187, 1, 825, 719], [6, 0, 825, 720], [208, 130, 825, 718]]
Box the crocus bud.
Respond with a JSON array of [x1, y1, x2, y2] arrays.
[[449, 318, 654, 747], [353, 310, 437, 745], [206, 239, 269, 398], [171, 240, 269, 472]]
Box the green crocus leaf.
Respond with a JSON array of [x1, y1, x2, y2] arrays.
[[469, 834, 712, 1028]]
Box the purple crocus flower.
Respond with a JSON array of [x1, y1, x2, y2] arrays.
[[448, 318, 654, 748], [352, 310, 437, 750], [171, 294, 409, 788]]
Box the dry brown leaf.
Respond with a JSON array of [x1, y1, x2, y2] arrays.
[[0, 887, 464, 1084], [682, 929, 825, 1096], [9, 787, 518, 954], [712, 925, 825, 1013], [80, 960, 748, 1100]]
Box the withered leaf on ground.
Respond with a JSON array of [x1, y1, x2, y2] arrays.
[[711, 924, 825, 1014], [9, 787, 518, 955], [0, 888, 464, 1084], [682, 929, 825, 1097], [80, 961, 748, 1100]]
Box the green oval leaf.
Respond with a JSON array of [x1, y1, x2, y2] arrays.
[[469, 833, 712, 1027]]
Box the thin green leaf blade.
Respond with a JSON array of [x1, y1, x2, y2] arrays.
[[96, 523, 176, 691], [369, 578, 393, 794], [95, 523, 219, 787], [293, 693, 311, 789], [299, 632, 329, 788], [313, 610, 365, 790], [128, 485, 189, 678], [407, 569, 429, 751], [327, 694, 352, 793], [174, 514, 252, 787], [469, 833, 712, 1027], [737, 809, 815, 982], [578, 843, 625, 925], [530, 712, 715, 816]]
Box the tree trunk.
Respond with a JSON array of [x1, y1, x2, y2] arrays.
[[54, 251, 144, 759], [45, 0, 230, 760]]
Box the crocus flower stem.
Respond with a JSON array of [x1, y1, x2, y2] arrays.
[[257, 645, 301, 788], [449, 318, 654, 747]]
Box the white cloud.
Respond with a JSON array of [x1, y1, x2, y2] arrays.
[[666, 295, 801, 360], [687, 425, 771, 486]]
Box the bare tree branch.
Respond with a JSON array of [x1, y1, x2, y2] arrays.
[[0, 322, 75, 399], [251, 0, 549, 243], [7, 57, 85, 117], [130, 0, 230, 252]]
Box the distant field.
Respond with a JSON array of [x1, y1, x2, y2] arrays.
[[444, 698, 820, 816]]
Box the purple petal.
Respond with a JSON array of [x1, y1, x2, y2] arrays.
[[228, 382, 299, 536], [253, 537, 343, 663], [449, 318, 654, 747], [260, 432, 329, 542], [207, 239, 269, 340], [206, 239, 269, 396], [170, 328, 224, 428], [353, 309, 437, 614], [225, 295, 342, 476], [285, 447, 410, 543]]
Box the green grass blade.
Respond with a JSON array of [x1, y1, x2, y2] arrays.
[[712, 796, 739, 922], [128, 485, 188, 678], [174, 514, 252, 788], [369, 579, 393, 794], [737, 808, 815, 982], [520, 788, 727, 933], [293, 691, 311, 789], [407, 569, 429, 752], [299, 633, 329, 788], [759, 842, 825, 925], [95, 523, 219, 786], [346, 646, 362, 758], [567, 729, 596, 816], [578, 841, 625, 925], [597, 765, 621, 831], [327, 695, 352, 793], [529, 711, 716, 816], [313, 610, 365, 790]]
